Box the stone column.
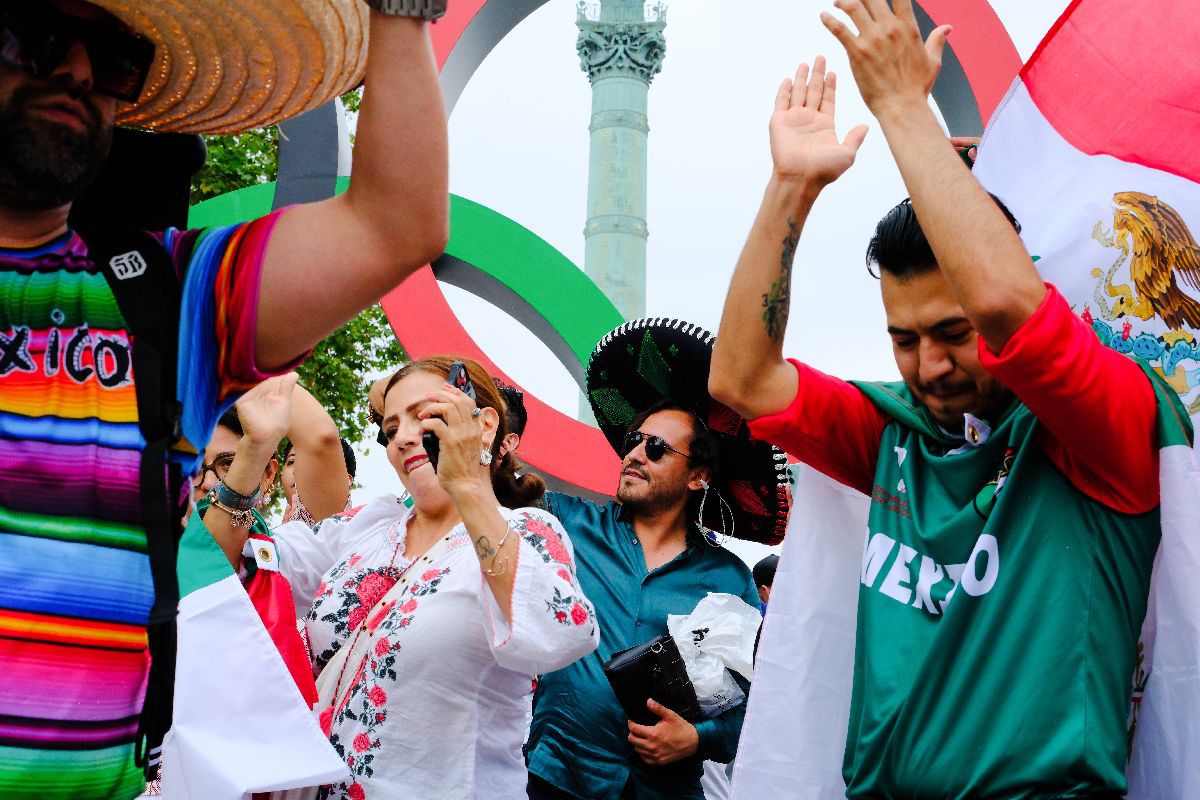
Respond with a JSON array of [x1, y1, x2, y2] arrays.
[[576, 0, 667, 323]]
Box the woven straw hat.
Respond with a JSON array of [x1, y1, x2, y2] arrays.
[[89, 0, 369, 134]]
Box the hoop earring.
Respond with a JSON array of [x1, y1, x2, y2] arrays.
[[696, 480, 735, 547]]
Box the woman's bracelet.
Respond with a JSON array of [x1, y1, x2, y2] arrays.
[[484, 521, 515, 578], [212, 479, 262, 511], [209, 498, 257, 529]]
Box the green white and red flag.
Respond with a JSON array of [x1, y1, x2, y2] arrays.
[[159, 516, 348, 798]]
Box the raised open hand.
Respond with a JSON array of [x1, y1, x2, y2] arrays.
[[821, 0, 951, 118], [233, 373, 299, 451], [770, 55, 869, 188]]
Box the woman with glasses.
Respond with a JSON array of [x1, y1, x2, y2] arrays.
[[206, 357, 598, 800], [191, 383, 350, 526]]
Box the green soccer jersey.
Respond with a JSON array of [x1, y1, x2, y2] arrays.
[[842, 379, 1165, 798]]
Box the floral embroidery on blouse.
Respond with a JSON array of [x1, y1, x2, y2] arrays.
[[279, 501, 598, 800], [546, 586, 592, 627], [515, 512, 594, 629], [518, 512, 573, 569], [307, 558, 408, 673], [319, 566, 452, 800]]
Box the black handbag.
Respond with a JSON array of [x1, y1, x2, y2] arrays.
[[603, 634, 704, 726]]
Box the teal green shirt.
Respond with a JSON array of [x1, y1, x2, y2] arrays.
[[526, 493, 759, 800], [844, 374, 1183, 798]]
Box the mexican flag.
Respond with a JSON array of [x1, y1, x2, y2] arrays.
[[158, 514, 348, 798], [731, 1, 1200, 797]]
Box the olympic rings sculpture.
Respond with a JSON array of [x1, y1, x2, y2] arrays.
[[189, 0, 1021, 496]]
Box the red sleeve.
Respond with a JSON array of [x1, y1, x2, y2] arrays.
[[747, 359, 887, 495], [978, 284, 1158, 514]]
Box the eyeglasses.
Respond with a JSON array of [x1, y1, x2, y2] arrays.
[[193, 453, 235, 487], [0, 5, 155, 103], [621, 430, 691, 462]]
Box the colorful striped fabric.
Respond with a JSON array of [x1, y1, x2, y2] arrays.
[[0, 211, 285, 799]]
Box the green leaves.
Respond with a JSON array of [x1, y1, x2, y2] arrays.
[[191, 127, 280, 206], [296, 304, 407, 448]]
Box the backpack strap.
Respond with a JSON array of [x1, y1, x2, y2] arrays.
[[78, 228, 183, 779]]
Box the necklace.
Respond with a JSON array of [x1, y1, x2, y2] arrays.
[[326, 524, 456, 715]]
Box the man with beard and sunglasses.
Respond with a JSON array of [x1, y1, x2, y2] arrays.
[[0, 0, 448, 798], [525, 319, 791, 800], [710, 3, 1190, 796]]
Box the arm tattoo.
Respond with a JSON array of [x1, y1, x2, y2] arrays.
[[762, 217, 799, 342], [475, 535, 496, 560]]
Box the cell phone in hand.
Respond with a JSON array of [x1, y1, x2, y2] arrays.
[[422, 361, 476, 473]]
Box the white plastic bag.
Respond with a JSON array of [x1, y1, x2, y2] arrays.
[[667, 593, 762, 717]]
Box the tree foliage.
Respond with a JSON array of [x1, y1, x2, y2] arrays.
[[190, 89, 405, 455]]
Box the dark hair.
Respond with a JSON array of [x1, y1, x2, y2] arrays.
[[865, 194, 1021, 279], [280, 438, 356, 479], [383, 357, 546, 508], [217, 407, 243, 438], [495, 382, 528, 437], [340, 438, 357, 479], [627, 398, 719, 474], [753, 554, 780, 588]]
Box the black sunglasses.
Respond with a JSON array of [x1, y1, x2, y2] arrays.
[[0, 5, 155, 103], [193, 453, 235, 487], [621, 430, 691, 462]]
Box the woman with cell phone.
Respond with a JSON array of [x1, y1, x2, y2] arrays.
[[237, 357, 599, 800]]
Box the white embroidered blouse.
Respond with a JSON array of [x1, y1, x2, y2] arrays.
[[272, 496, 600, 800]]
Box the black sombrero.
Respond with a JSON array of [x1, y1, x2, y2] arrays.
[[586, 318, 791, 545]]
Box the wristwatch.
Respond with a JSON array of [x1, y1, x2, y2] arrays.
[[363, 0, 447, 20]]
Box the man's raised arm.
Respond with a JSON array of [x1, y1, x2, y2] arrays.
[[256, 11, 449, 371], [822, 0, 1045, 352], [710, 57, 867, 421]]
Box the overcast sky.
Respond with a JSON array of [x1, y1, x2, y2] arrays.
[[349, 0, 1072, 565]]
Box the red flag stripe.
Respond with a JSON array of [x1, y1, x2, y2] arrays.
[[1022, 0, 1200, 184]]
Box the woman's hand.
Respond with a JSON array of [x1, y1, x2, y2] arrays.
[[417, 383, 498, 500], [235, 373, 299, 452], [203, 373, 297, 569], [216, 374, 298, 500]]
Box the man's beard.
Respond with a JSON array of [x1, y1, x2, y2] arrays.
[[0, 82, 112, 210], [617, 469, 690, 518]]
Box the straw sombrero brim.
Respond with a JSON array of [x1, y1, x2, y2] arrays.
[[586, 318, 792, 545], [91, 0, 368, 134]]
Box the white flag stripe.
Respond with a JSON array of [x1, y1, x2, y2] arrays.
[[1126, 443, 1200, 798], [164, 573, 349, 799], [976, 81, 1200, 369], [731, 465, 865, 799]]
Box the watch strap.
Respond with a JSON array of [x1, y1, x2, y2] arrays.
[[213, 480, 262, 511], [362, 0, 448, 20]]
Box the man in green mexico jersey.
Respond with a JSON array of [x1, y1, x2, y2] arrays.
[[710, 1, 1191, 797]]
